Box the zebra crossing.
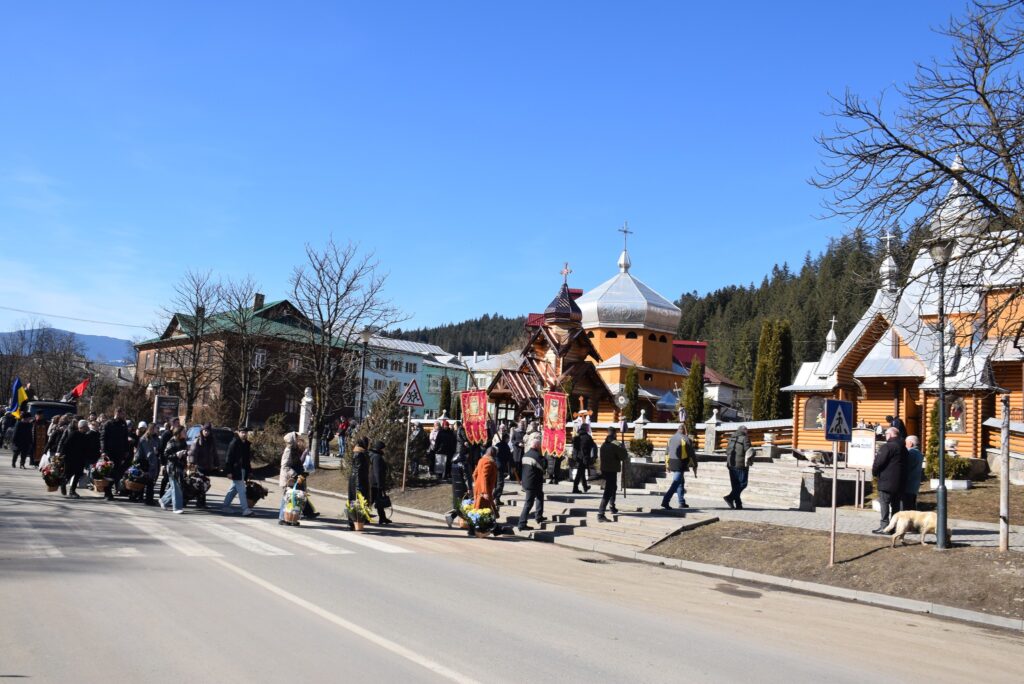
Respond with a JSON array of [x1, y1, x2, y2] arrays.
[[0, 510, 430, 562]]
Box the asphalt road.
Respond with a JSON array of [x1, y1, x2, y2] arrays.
[[2, 462, 1022, 683]]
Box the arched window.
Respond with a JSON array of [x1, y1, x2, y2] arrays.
[[648, 333, 657, 341], [659, 335, 668, 343], [804, 396, 825, 430], [605, 331, 618, 338], [625, 331, 638, 339]]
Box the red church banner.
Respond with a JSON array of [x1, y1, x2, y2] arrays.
[[460, 390, 489, 445], [542, 391, 568, 457]]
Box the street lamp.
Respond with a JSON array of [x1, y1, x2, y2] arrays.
[[358, 327, 374, 421], [928, 236, 955, 550]]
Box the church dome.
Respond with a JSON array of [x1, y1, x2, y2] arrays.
[[576, 249, 682, 334]]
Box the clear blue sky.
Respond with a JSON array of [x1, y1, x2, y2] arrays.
[[0, 0, 966, 340]]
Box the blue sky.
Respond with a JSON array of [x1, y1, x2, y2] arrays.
[[0, 0, 966, 340]]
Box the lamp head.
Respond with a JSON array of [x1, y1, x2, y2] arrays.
[[359, 328, 374, 344], [927, 237, 955, 267]]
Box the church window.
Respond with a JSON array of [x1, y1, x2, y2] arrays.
[[803, 396, 825, 430], [946, 396, 966, 434], [648, 334, 657, 341], [625, 331, 638, 339], [644, 373, 653, 381], [659, 335, 668, 343], [605, 331, 618, 338]]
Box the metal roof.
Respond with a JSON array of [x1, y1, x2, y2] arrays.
[[575, 250, 681, 334]]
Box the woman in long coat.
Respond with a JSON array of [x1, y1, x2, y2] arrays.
[[278, 432, 305, 525], [347, 437, 370, 529]]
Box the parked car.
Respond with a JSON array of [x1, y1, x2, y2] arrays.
[[25, 400, 77, 424], [185, 425, 234, 471]]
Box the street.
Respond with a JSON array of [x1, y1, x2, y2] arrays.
[[2, 463, 1021, 683]]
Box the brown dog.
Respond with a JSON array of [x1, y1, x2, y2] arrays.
[[882, 511, 950, 547]]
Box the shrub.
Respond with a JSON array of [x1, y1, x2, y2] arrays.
[[628, 437, 653, 458], [251, 413, 288, 466]]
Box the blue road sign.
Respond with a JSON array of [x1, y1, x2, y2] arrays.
[[825, 399, 853, 442]]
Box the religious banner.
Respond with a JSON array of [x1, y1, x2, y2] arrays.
[[542, 391, 568, 457], [460, 390, 489, 445]]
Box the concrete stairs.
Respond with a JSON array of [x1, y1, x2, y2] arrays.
[[642, 460, 816, 511]]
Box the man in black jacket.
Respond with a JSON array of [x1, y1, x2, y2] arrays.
[[221, 427, 254, 516], [571, 423, 596, 494], [886, 415, 908, 443], [158, 417, 180, 496], [11, 413, 34, 468], [101, 407, 130, 500], [872, 427, 907, 534], [597, 428, 627, 522], [492, 426, 512, 505], [517, 436, 548, 531], [432, 421, 456, 481], [369, 440, 392, 525]]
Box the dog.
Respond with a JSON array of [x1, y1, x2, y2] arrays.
[[882, 510, 950, 547]]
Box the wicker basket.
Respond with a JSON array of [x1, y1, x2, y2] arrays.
[[124, 480, 145, 493], [246, 498, 257, 509], [46, 485, 59, 492], [353, 520, 365, 532], [283, 509, 301, 524], [475, 531, 489, 539], [93, 479, 108, 492]]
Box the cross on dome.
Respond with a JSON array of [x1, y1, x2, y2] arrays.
[[617, 222, 633, 273], [828, 315, 838, 328], [561, 262, 572, 284], [618, 222, 633, 250], [881, 232, 896, 253]]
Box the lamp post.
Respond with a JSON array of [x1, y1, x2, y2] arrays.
[[928, 237, 955, 550], [357, 327, 374, 421]]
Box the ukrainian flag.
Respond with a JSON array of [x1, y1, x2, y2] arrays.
[[8, 377, 28, 419]]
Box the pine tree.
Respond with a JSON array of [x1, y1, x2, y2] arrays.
[[752, 319, 776, 420], [624, 367, 639, 421], [439, 376, 452, 419], [350, 382, 406, 480], [776, 319, 794, 419], [682, 358, 704, 434], [925, 402, 940, 477]]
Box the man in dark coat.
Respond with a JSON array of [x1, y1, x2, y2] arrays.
[[872, 427, 907, 533], [11, 413, 34, 468], [492, 426, 513, 505], [886, 415, 908, 443], [222, 426, 254, 515], [571, 423, 596, 494], [724, 425, 753, 510], [597, 428, 627, 522], [509, 418, 526, 482], [101, 407, 130, 500], [432, 420, 457, 481], [444, 438, 471, 529], [517, 436, 548, 531], [60, 420, 94, 498], [188, 423, 217, 508], [158, 417, 180, 496], [348, 437, 370, 529], [368, 440, 392, 525]]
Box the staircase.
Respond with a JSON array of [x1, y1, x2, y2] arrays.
[[642, 459, 818, 511]]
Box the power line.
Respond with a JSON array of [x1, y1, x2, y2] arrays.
[[0, 305, 149, 330]]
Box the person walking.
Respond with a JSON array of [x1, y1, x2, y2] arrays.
[[368, 440, 392, 525], [188, 423, 217, 509], [902, 435, 924, 511], [492, 426, 512, 506], [222, 426, 254, 516], [134, 423, 162, 506], [158, 417, 180, 497], [279, 432, 306, 525], [159, 426, 188, 513], [433, 420, 457, 481], [596, 427, 627, 522], [661, 424, 697, 510], [101, 407, 130, 500], [871, 427, 907, 534], [60, 420, 95, 498], [723, 425, 753, 510], [571, 423, 596, 494], [30, 412, 48, 467], [12, 412, 34, 468], [444, 438, 471, 529], [471, 446, 499, 536], [516, 436, 548, 531], [510, 418, 526, 482], [347, 436, 370, 529]]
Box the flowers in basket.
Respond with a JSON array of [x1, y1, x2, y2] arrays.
[[345, 492, 375, 523], [91, 458, 114, 480], [183, 471, 211, 498], [460, 500, 496, 532], [124, 465, 149, 483], [282, 486, 307, 524], [41, 462, 63, 488]]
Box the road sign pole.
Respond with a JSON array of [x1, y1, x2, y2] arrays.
[[829, 441, 839, 567], [402, 407, 411, 492]]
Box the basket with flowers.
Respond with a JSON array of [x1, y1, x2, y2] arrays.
[[91, 457, 114, 492], [121, 464, 149, 492], [282, 486, 307, 525], [41, 460, 63, 491], [245, 480, 269, 509], [183, 470, 211, 502], [345, 492, 375, 531], [460, 500, 496, 536]]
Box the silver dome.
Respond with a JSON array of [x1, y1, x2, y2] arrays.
[[576, 250, 681, 334]]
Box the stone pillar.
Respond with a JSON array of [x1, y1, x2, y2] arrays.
[[298, 387, 314, 435], [704, 408, 719, 454], [633, 409, 648, 440]]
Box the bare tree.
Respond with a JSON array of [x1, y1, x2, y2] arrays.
[[34, 327, 87, 399], [289, 237, 404, 466], [814, 1, 1024, 339], [217, 276, 284, 428], [153, 270, 223, 423]]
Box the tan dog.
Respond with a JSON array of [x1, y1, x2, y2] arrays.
[[882, 511, 950, 547]]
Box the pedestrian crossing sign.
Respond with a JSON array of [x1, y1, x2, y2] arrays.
[[398, 379, 425, 408], [824, 399, 853, 442]]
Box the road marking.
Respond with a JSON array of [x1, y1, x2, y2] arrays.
[[311, 527, 413, 554], [209, 557, 478, 684], [199, 523, 292, 556], [4, 519, 64, 558], [124, 517, 222, 557], [100, 547, 143, 557], [237, 519, 353, 555]]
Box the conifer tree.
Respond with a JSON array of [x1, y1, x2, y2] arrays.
[[682, 358, 704, 435], [752, 320, 777, 420], [439, 376, 452, 418], [776, 319, 794, 419], [624, 367, 640, 421], [350, 382, 406, 478]]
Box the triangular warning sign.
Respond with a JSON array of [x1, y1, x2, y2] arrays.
[[828, 406, 851, 437], [398, 379, 425, 407]]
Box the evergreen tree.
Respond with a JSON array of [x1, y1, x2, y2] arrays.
[[776, 319, 794, 419], [752, 320, 777, 420], [350, 382, 406, 479], [682, 358, 704, 435], [925, 402, 940, 476], [624, 367, 639, 421], [439, 376, 452, 419]]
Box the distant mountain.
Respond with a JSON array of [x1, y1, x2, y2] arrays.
[[0, 329, 135, 365]]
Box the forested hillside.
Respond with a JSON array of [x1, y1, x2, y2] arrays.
[[675, 227, 928, 390], [391, 313, 527, 355]]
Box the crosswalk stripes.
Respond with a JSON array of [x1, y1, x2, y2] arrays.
[[2, 518, 64, 558], [198, 522, 293, 556], [237, 518, 354, 555], [304, 523, 413, 554], [123, 517, 222, 557]]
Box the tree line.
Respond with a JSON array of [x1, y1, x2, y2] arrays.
[[391, 313, 527, 356]]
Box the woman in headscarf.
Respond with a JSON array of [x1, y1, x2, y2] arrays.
[[278, 431, 305, 525], [347, 436, 370, 530]]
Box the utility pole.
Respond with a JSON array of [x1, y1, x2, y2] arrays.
[[1000, 395, 1010, 552]]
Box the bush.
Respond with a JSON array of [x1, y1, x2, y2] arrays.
[[628, 437, 653, 458], [251, 413, 288, 467], [925, 453, 972, 481]]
